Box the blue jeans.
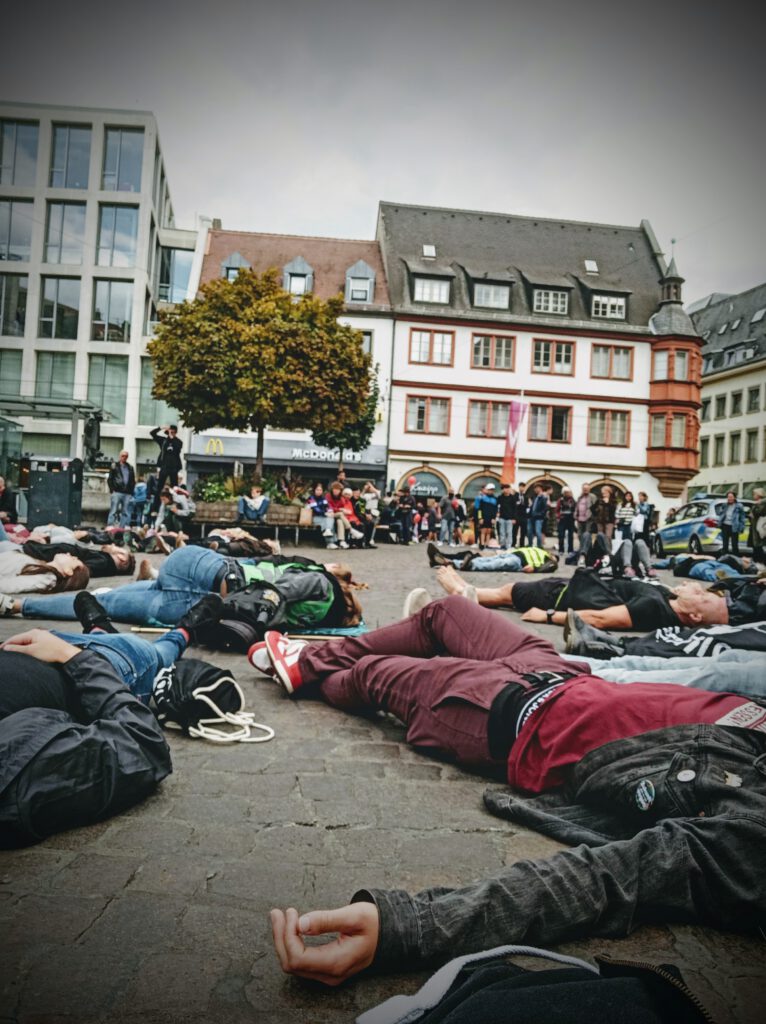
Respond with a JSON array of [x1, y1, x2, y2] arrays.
[[108, 492, 130, 527], [0, 520, 7, 542], [496, 518, 513, 548], [455, 552, 522, 571], [438, 518, 453, 543], [529, 518, 544, 547], [51, 629, 187, 702], [238, 496, 270, 522], [23, 546, 227, 626], [313, 515, 336, 542]]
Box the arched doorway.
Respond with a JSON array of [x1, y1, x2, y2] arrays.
[[460, 471, 501, 501], [396, 466, 450, 501]]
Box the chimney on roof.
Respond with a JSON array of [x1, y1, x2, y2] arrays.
[[659, 257, 684, 306], [212, 218, 222, 230]]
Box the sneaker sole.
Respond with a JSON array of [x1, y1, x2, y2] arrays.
[[264, 631, 299, 694], [247, 641, 276, 677]]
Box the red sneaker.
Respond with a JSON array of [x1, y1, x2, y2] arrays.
[[247, 641, 275, 677], [264, 631, 308, 694]]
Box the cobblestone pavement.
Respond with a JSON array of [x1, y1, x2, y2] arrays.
[[1, 543, 763, 1023]]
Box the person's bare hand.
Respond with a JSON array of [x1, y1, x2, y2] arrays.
[[0, 629, 80, 663], [521, 607, 547, 623], [270, 903, 379, 986]]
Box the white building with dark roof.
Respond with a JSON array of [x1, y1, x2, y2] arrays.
[[687, 283, 766, 498], [376, 201, 703, 507]]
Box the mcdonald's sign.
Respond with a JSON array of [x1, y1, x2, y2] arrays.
[[204, 437, 224, 456]]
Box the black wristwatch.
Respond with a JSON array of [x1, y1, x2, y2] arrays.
[[546, 609, 556, 624]]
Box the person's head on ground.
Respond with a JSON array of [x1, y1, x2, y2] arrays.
[[322, 562, 367, 625], [21, 553, 90, 593], [102, 544, 135, 574], [672, 580, 729, 626]]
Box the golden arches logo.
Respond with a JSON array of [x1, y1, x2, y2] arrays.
[[204, 437, 224, 455]]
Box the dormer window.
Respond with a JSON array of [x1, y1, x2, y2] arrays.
[[283, 256, 313, 297], [533, 289, 568, 315], [592, 294, 626, 319], [344, 259, 376, 304], [220, 251, 251, 281], [751, 308, 765, 324], [413, 276, 450, 303], [474, 282, 510, 309], [422, 244, 436, 259]]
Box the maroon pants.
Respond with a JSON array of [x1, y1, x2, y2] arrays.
[[299, 596, 587, 770]]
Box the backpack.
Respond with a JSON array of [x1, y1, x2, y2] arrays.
[[152, 658, 274, 743], [195, 580, 287, 652]]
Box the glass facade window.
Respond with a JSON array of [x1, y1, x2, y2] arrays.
[[592, 294, 626, 319], [529, 405, 570, 442], [729, 432, 741, 464], [413, 277, 450, 303], [102, 127, 144, 192], [746, 430, 758, 462], [474, 282, 509, 309], [0, 199, 34, 261], [471, 334, 514, 370], [650, 414, 666, 447], [45, 202, 86, 264], [406, 396, 449, 433], [713, 435, 725, 465], [699, 437, 709, 468], [0, 274, 27, 335], [158, 247, 193, 302], [533, 289, 568, 314], [92, 279, 133, 342], [139, 358, 176, 424], [730, 391, 742, 416], [88, 354, 129, 421], [532, 339, 573, 374], [97, 205, 138, 267], [49, 125, 91, 188], [35, 351, 75, 399], [0, 348, 22, 393], [670, 414, 687, 448], [39, 277, 80, 339], [592, 344, 631, 379], [588, 409, 629, 446], [467, 400, 509, 437], [409, 329, 453, 365], [747, 387, 761, 413], [653, 350, 669, 379], [700, 398, 710, 422], [674, 350, 689, 381], [1, 120, 38, 186], [715, 395, 726, 419], [348, 277, 372, 302]]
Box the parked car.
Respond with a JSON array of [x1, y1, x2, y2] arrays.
[[653, 495, 753, 557]]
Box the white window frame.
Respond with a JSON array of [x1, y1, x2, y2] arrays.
[[592, 294, 626, 319], [533, 289, 568, 314], [348, 277, 371, 302], [413, 277, 450, 303], [473, 282, 510, 309], [289, 274, 307, 295]]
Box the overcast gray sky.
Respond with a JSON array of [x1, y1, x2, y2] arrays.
[[2, 0, 763, 303]]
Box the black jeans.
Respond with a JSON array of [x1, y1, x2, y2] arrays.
[[720, 523, 739, 555]]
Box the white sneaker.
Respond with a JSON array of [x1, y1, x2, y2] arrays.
[[403, 587, 432, 617], [0, 593, 15, 616], [322, 529, 335, 538], [263, 631, 309, 694], [367, 541, 377, 548], [339, 540, 349, 549], [350, 528, 364, 540], [326, 542, 339, 550]]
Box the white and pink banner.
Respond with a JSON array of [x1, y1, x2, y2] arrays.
[[501, 400, 528, 485]]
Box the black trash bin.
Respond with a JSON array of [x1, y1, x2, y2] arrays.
[[26, 457, 83, 530]]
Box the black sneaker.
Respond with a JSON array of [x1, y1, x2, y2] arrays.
[[426, 541, 451, 568], [176, 594, 224, 639], [74, 591, 118, 634], [564, 610, 624, 659]]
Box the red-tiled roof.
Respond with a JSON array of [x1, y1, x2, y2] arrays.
[[200, 230, 390, 305]]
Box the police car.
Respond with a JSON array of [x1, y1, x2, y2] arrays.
[[653, 494, 753, 557]]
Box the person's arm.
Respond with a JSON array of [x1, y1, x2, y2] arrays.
[[269, 813, 765, 983], [0, 635, 171, 842]]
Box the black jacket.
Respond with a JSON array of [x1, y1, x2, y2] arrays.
[[107, 461, 136, 495], [151, 428, 183, 473], [0, 649, 172, 846], [0, 486, 18, 524]]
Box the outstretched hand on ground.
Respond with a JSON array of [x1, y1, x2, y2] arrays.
[[0, 629, 80, 663], [269, 902, 379, 986]]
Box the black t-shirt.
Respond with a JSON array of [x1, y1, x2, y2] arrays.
[[0, 652, 71, 720], [566, 572, 678, 630], [23, 540, 115, 577]]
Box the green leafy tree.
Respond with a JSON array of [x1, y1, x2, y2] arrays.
[[148, 268, 371, 479], [312, 369, 379, 473]]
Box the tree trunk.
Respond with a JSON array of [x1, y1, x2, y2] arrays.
[[337, 449, 344, 475], [255, 423, 265, 481]]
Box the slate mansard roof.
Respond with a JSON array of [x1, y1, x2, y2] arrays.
[[376, 201, 672, 332], [690, 282, 766, 375], [200, 230, 391, 309]]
